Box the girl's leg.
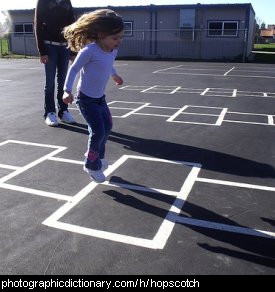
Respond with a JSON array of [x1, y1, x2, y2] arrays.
[[77, 98, 105, 171], [99, 100, 113, 159]]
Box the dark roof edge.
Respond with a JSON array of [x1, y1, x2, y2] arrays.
[[7, 3, 255, 15]]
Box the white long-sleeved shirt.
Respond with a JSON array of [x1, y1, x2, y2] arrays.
[[64, 42, 117, 98]]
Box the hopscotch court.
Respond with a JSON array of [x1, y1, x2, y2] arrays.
[[0, 139, 274, 249]]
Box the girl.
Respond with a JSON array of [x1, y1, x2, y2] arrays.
[[62, 9, 124, 183]]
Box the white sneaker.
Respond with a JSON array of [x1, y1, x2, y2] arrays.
[[45, 112, 58, 127], [83, 166, 106, 183], [101, 159, 109, 171], [60, 110, 75, 124]]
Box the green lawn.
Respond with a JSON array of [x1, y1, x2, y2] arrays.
[[254, 43, 275, 52], [0, 38, 9, 55]]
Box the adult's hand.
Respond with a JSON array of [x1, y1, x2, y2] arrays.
[[40, 55, 49, 64]]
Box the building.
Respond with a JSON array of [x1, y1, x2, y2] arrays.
[[260, 25, 275, 43], [7, 3, 255, 61]]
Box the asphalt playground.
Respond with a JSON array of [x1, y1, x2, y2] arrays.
[[0, 58, 275, 275]]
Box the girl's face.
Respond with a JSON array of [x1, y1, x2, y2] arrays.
[[98, 30, 124, 52]]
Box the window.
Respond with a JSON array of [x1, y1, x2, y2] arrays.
[[14, 23, 34, 36], [124, 21, 133, 36], [208, 21, 238, 37]]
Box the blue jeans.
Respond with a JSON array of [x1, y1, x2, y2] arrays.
[[76, 92, 113, 171], [44, 44, 70, 118]]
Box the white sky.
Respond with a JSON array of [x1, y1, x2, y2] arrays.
[[0, 0, 274, 25]]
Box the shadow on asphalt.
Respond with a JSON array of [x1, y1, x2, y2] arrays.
[[108, 131, 275, 179], [104, 176, 275, 268]]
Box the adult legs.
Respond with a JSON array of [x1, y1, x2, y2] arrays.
[[44, 44, 58, 117], [56, 46, 70, 118]]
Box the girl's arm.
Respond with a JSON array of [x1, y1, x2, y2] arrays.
[[63, 46, 91, 93], [63, 46, 91, 104]]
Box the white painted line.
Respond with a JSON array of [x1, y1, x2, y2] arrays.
[[6, 140, 62, 149], [109, 107, 136, 110], [263, 93, 268, 97], [134, 113, 171, 118], [121, 103, 151, 118], [141, 85, 158, 92], [43, 155, 202, 249], [155, 72, 224, 77], [268, 115, 274, 125], [181, 112, 219, 117], [153, 166, 201, 249], [126, 154, 201, 167], [0, 146, 66, 184], [187, 105, 224, 109], [114, 63, 128, 67], [175, 68, 226, 71], [118, 85, 130, 90], [154, 71, 275, 79], [147, 105, 180, 110], [196, 177, 275, 192], [224, 120, 270, 126], [228, 111, 269, 116], [102, 181, 179, 197], [232, 89, 237, 97], [0, 183, 72, 201], [0, 164, 19, 170], [224, 67, 235, 76], [0, 79, 12, 82], [177, 217, 275, 239], [43, 155, 129, 224], [49, 220, 158, 249], [167, 105, 189, 122], [107, 101, 119, 105], [108, 100, 146, 105], [141, 91, 178, 95], [153, 65, 183, 74], [170, 120, 219, 126], [43, 181, 98, 224], [48, 157, 83, 165], [238, 91, 272, 97], [0, 141, 10, 146], [215, 108, 228, 126], [234, 68, 275, 73], [170, 86, 181, 94], [229, 74, 275, 79], [200, 88, 210, 96], [119, 86, 148, 91]]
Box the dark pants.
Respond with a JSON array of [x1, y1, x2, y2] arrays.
[[76, 92, 113, 171], [44, 44, 70, 118]]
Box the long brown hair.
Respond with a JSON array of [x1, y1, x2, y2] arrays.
[[63, 9, 124, 52]]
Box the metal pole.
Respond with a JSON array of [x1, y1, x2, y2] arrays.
[[242, 29, 248, 62], [23, 34, 27, 58]]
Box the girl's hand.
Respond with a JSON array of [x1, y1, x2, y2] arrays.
[[112, 74, 123, 86], [62, 91, 74, 104]]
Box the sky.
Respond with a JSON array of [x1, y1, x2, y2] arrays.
[[0, 0, 274, 25]]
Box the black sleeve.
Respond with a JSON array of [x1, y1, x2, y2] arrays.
[[68, 0, 77, 56], [68, 0, 76, 25], [34, 0, 46, 56]]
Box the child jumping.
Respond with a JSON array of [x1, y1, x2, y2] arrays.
[[62, 9, 124, 183]]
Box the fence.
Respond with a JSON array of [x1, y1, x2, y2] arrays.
[[1, 28, 250, 61]]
